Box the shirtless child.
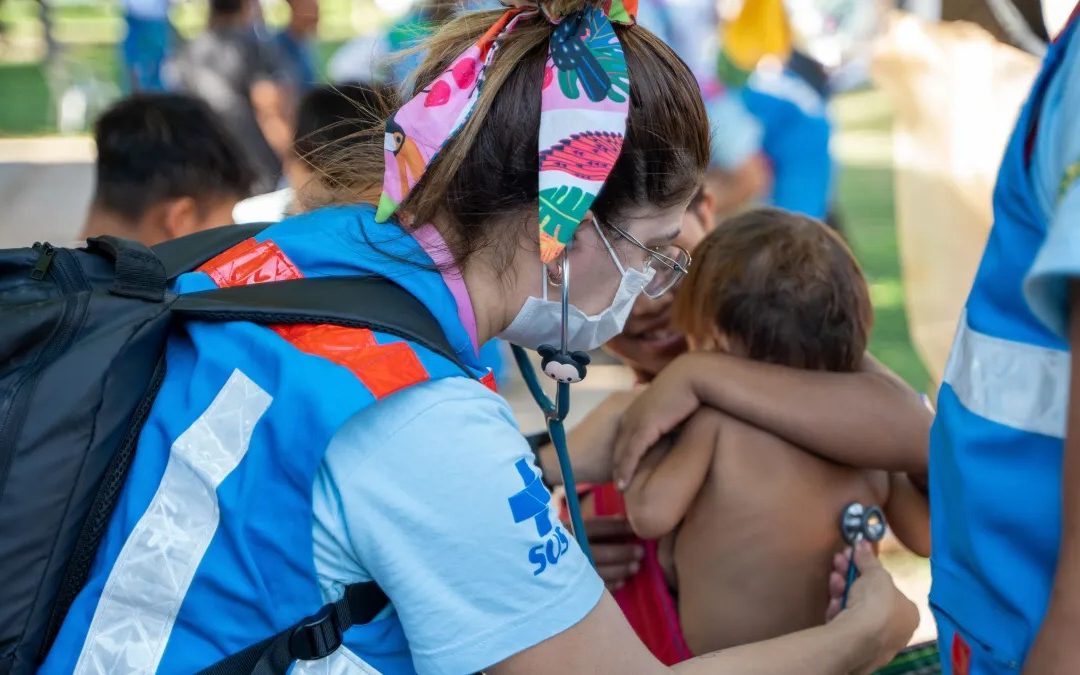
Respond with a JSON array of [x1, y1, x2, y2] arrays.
[[622, 208, 930, 655]]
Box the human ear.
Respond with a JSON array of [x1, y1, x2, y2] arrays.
[[162, 196, 200, 240]]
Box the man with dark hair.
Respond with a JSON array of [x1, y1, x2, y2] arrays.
[[173, 0, 294, 194], [81, 93, 254, 246]]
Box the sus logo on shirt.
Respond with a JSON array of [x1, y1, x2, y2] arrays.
[[507, 458, 572, 575]]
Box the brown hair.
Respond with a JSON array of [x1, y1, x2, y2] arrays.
[[674, 208, 873, 372], [322, 3, 710, 271]]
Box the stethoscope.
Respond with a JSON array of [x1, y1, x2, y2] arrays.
[[838, 502, 887, 609], [512, 248, 595, 564]]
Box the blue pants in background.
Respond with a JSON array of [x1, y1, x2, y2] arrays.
[[122, 14, 171, 92]]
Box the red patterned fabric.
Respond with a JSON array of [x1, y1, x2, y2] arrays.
[[197, 238, 431, 398], [591, 483, 693, 665]]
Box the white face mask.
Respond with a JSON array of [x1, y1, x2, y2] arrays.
[[499, 224, 655, 352]]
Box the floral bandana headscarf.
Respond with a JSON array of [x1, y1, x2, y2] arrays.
[[374, 0, 638, 264]]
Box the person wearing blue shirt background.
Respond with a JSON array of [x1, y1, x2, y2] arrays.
[[927, 4, 1080, 673], [274, 0, 320, 91], [120, 0, 174, 92], [741, 62, 834, 222]]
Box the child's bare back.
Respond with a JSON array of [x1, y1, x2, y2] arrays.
[[622, 209, 928, 655], [655, 409, 886, 653]]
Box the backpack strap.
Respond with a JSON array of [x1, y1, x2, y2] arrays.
[[85, 236, 169, 302], [170, 276, 471, 375], [196, 581, 389, 675], [80, 229, 470, 675], [153, 223, 273, 279]]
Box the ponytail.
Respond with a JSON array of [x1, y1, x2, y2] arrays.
[[324, 5, 709, 271]]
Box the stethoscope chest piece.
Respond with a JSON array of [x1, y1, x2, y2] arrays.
[[839, 502, 887, 546], [838, 502, 887, 609]]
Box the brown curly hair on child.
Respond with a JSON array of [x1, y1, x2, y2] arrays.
[[673, 207, 873, 373]]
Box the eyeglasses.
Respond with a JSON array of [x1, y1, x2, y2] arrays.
[[600, 219, 691, 299]]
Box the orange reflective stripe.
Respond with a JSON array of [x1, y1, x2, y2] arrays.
[[197, 237, 463, 398], [273, 324, 430, 400], [197, 238, 302, 287]]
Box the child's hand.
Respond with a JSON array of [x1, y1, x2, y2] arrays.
[[826, 542, 919, 674], [613, 354, 702, 489]]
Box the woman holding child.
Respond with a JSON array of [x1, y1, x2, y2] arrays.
[[43, 0, 916, 672], [542, 200, 934, 660]]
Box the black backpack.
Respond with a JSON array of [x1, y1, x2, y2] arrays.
[[0, 225, 469, 674]]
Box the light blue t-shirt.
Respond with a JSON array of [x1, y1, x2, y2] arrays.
[[1025, 26, 1080, 339], [312, 376, 604, 674]]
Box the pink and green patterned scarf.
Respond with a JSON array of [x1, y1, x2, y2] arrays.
[[374, 0, 638, 264]]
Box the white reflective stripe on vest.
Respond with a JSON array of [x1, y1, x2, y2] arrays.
[[75, 369, 272, 674], [944, 311, 1070, 439]]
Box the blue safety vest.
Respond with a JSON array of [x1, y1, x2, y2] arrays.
[[41, 205, 489, 673], [930, 13, 1079, 674]]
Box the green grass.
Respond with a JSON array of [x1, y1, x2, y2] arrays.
[[0, 60, 50, 133], [0, 42, 120, 134], [840, 164, 930, 392], [835, 90, 931, 393]]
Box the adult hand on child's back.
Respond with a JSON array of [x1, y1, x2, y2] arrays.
[[583, 515, 644, 591], [826, 542, 919, 674], [613, 353, 702, 489]]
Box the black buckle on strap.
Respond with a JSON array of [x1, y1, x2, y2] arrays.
[[289, 605, 343, 661]]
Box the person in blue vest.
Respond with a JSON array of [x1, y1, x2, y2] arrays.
[[922, 4, 1080, 673], [41, 1, 916, 672], [120, 0, 175, 92]]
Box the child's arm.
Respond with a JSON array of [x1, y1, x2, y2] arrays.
[[614, 351, 931, 489], [623, 409, 721, 540], [884, 472, 931, 557]]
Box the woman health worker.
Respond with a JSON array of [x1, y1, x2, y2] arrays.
[[42, 0, 916, 672]]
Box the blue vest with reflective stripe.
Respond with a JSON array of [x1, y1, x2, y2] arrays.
[[42, 205, 486, 674], [929, 16, 1079, 673]]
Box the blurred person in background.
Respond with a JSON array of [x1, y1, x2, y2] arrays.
[[274, 0, 321, 92], [233, 82, 390, 222], [718, 0, 836, 223], [173, 0, 294, 194], [120, 0, 175, 92], [81, 93, 254, 246], [327, 0, 502, 88], [634, 0, 770, 219], [741, 59, 834, 222]]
